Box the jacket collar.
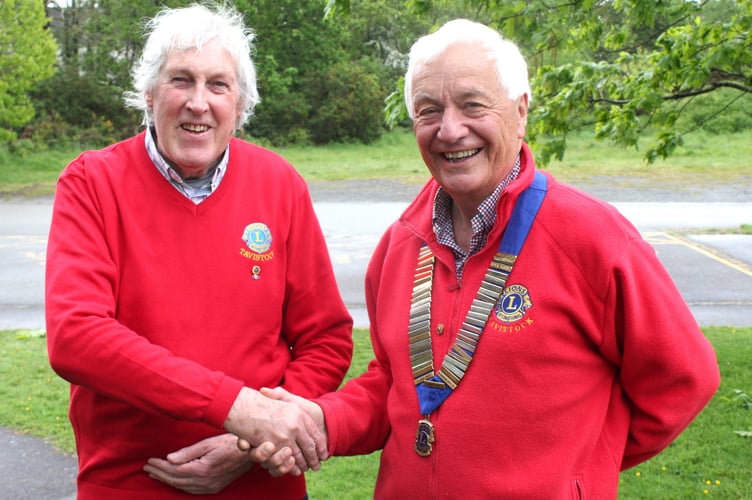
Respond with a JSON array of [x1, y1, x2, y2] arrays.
[[399, 142, 538, 252]]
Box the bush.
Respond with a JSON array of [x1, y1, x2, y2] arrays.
[[28, 69, 138, 148], [249, 56, 388, 147], [18, 111, 121, 152], [305, 59, 387, 145], [247, 56, 313, 146]]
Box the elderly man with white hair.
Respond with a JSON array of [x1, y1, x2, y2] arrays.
[[45, 3, 352, 498], [259, 18, 719, 499]]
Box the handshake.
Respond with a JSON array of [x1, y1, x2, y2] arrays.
[[225, 386, 328, 477]]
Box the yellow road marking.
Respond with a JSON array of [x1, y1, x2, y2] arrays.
[[647, 231, 752, 278]]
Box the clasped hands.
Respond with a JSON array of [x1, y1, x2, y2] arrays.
[[143, 387, 323, 494], [228, 386, 327, 477]]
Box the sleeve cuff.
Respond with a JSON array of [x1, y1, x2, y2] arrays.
[[205, 376, 244, 429]]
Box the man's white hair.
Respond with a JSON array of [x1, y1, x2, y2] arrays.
[[123, 2, 260, 130], [404, 19, 531, 119]]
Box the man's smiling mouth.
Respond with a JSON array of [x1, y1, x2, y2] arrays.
[[182, 124, 210, 133], [443, 148, 480, 161]]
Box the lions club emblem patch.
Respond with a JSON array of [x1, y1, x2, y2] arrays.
[[494, 284, 533, 324], [242, 223, 272, 254]]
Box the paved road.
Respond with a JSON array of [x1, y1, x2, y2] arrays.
[[0, 189, 750, 500], [2, 197, 751, 331], [315, 199, 752, 328]]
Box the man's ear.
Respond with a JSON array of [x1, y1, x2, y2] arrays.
[[517, 93, 529, 138]]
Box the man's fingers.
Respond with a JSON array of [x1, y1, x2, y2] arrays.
[[297, 426, 323, 471], [243, 444, 305, 477], [260, 386, 294, 402], [303, 408, 329, 461], [257, 448, 302, 477], [292, 445, 313, 473], [246, 441, 274, 462]]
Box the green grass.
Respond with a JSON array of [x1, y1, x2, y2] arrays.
[[618, 327, 752, 499], [2, 327, 750, 498], [1, 129, 751, 198], [542, 130, 752, 187], [275, 129, 428, 184], [0, 329, 73, 451], [701, 224, 752, 236], [0, 145, 82, 197]]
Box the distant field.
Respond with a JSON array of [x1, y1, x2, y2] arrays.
[[1, 129, 750, 197]]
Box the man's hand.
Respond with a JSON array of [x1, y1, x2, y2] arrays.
[[143, 433, 256, 494], [260, 387, 326, 439], [238, 387, 329, 477], [224, 387, 328, 474]]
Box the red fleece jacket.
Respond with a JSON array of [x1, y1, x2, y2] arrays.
[[317, 143, 719, 499]]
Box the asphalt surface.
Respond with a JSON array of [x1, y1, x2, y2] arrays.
[[1, 178, 750, 499]]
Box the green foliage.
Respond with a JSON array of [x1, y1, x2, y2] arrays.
[[12, 0, 752, 157], [248, 55, 312, 145], [241, 0, 427, 146], [30, 68, 139, 147], [519, 0, 752, 164], [0, 0, 58, 138], [239, 0, 352, 144], [21, 0, 170, 149], [384, 79, 410, 128], [681, 88, 752, 135], [33, 0, 429, 148], [374, 0, 752, 164], [306, 60, 387, 144], [75, 0, 163, 92]]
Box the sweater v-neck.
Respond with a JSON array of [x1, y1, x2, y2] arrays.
[[138, 136, 231, 217]]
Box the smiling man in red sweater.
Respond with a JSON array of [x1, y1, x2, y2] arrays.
[[258, 19, 720, 499], [45, 4, 352, 499]]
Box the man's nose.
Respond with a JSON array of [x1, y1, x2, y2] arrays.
[[436, 106, 468, 142], [186, 85, 210, 113]]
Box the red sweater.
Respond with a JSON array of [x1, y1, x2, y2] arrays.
[[317, 143, 719, 499], [46, 132, 353, 499]]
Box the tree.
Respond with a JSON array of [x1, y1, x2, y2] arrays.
[[525, 0, 752, 163], [238, 0, 399, 144], [37, 0, 411, 146], [333, 0, 752, 163], [0, 0, 57, 140], [38, 0, 173, 141]]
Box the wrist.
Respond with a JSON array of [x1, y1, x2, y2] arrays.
[[224, 387, 261, 435]]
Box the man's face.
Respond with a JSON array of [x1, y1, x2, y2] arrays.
[[410, 42, 528, 206], [146, 40, 242, 179]]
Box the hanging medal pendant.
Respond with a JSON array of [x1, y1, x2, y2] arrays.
[[415, 418, 435, 456]]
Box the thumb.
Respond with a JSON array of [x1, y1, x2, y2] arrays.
[[166, 440, 208, 464], [237, 438, 252, 452]]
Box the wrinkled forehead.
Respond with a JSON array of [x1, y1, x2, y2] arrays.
[[411, 41, 501, 95]]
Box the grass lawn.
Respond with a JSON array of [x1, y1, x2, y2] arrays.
[[1, 327, 750, 498]]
